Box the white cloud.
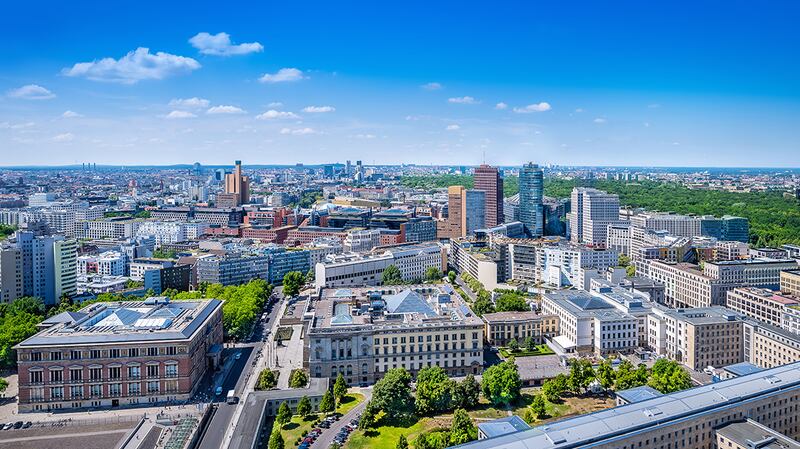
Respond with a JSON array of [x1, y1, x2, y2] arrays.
[[593, 117, 607, 124], [495, 102, 508, 110], [165, 110, 197, 119], [422, 82, 442, 90], [513, 102, 552, 113], [268, 102, 284, 108], [302, 105, 335, 113], [280, 127, 316, 135], [62, 47, 200, 84], [256, 110, 300, 120], [169, 97, 209, 109], [52, 132, 74, 142], [259, 68, 304, 83], [61, 110, 83, 118], [354, 134, 376, 139], [188, 32, 263, 56], [7, 84, 56, 100], [575, 108, 584, 113], [445, 124, 461, 131], [207, 105, 246, 114], [448, 96, 478, 104]]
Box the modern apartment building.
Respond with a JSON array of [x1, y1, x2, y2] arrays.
[[77, 250, 127, 277], [539, 244, 618, 288], [15, 298, 223, 412], [473, 164, 504, 228], [0, 245, 23, 302], [314, 242, 445, 288], [196, 253, 270, 286], [726, 287, 799, 328], [518, 163, 544, 237], [307, 285, 484, 386]]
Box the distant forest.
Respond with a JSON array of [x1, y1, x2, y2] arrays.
[[400, 175, 800, 247]]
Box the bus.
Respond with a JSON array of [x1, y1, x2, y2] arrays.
[[226, 389, 237, 404]]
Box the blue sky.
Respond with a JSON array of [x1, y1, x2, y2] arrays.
[[1, 1, 799, 167]]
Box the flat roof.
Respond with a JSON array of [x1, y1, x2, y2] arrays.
[[452, 361, 800, 449], [15, 299, 222, 348], [716, 419, 800, 449]]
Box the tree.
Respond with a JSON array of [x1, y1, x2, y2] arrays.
[[648, 359, 692, 393], [289, 369, 309, 388], [415, 366, 454, 415], [282, 271, 305, 297], [424, 267, 441, 282], [595, 359, 616, 390], [276, 402, 291, 427], [618, 254, 630, 267], [269, 429, 284, 449], [626, 265, 636, 277], [531, 394, 547, 419], [507, 338, 519, 352], [319, 390, 335, 414], [451, 374, 480, 410], [381, 265, 404, 285], [397, 434, 409, 449], [371, 368, 414, 420], [414, 433, 431, 449], [447, 271, 457, 283], [0, 378, 8, 393], [296, 395, 312, 417], [471, 297, 495, 317], [568, 359, 595, 394], [614, 360, 645, 391], [541, 373, 569, 403], [494, 293, 529, 312], [481, 360, 522, 405], [333, 373, 348, 403], [523, 336, 537, 352], [359, 402, 376, 429], [449, 409, 477, 446], [257, 369, 277, 390]]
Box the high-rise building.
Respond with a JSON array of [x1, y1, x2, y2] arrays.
[[0, 245, 23, 303], [473, 164, 504, 228], [53, 238, 77, 300], [13, 231, 77, 305], [568, 187, 621, 246], [518, 163, 544, 237], [438, 186, 485, 239], [224, 160, 250, 206]]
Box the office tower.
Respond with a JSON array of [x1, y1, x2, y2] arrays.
[[345, 160, 352, 176], [465, 189, 486, 233], [439, 186, 485, 239], [0, 245, 23, 303], [224, 160, 250, 205], [192, 162, 202, 176], [518, 163, 544, 237], [53, 238, 77, 300], [722, 215, 749, 243], [473, 164, 504, 228], [568, 187, 621, 246], [355, 160, 364, 182]]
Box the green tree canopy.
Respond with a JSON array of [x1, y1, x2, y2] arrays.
[[296, 395, 312, 417], [371, 368, 414, 420], [494, 293, 529, 312], [289, 369, 309, 388], [276, 401, 291, 427], [415, 366, 455, 415], [449, 409, 477, 446], [531, 394, 547, 419], [269, 429, 285, 449], [319, 390, 335, 413], [424, 267, 442, 282], [396, 434, 409, 449], [481, 360, 522, 405], [381, 265, 404, 285], [282, 271, 305, 297], [541, 373, 569, 403], [333, 373, 348, 402]]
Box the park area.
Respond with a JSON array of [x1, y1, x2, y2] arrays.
[[498, 344, 555, 358], [279, 392, 365, 446]]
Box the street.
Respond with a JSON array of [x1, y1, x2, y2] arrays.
[[197, 289, 285, 449]]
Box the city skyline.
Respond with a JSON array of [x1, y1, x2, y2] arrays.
[[1, 2, 799, 167]]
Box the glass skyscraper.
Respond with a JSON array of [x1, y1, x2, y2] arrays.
[[519, 162, 544, 237]]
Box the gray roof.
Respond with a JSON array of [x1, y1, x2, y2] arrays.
[[385, 290, 436, 316], [478, 416, 531, 439], [40, 311, 87, 326], [716, 419, 800, 449], [16, 299, 222, 348], [452, 361, 800, 449], [615, 385, 663, 404], [722, 362, 764, 377]]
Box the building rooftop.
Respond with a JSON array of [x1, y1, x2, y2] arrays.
[[482, 311, 548, 323], [664, 306, 743, 325], [477, 416, 531, 439], [16, 298, 222, 347], [615, 385, 663, 404], [452, 361, 800, 449], [722, 362, 764, 378], [716, 419, 800, 449]]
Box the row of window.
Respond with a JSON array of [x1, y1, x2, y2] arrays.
[[29, 364, 178, 384], [30, 380, 179, 401], [30, 346, 178, 362]]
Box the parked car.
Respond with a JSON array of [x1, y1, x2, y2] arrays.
[[22, 422, 32, 429], [13, 422, 23, 429], [215, 386, 223, 396], [2, 423, 13, 430]]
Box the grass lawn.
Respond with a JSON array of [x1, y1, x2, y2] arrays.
[[279, 413, 322, 447], [345, 414, 450, 449], [498, 344, 555, 358], [468, 388, 615, 425], [336, 392, 366, 415]]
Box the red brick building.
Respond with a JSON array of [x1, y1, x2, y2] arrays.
[[14, 298, 223, 412]]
